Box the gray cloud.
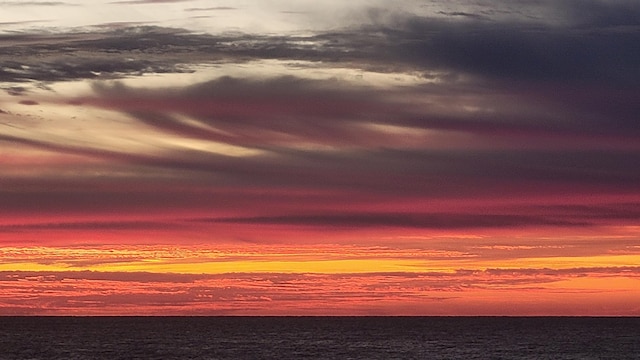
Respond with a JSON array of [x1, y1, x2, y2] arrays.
[[0, 27, 197, 83], [556, 0, 640, 28], [3, 66, 638, 225], [84, 70, 640, 147], [83, 77, 640, 190], [191, 202, 640, 230], [436, 11, 487, 20], [184, 6, 236, 12], [202, 212, 587, 229], [3, 1, 638, 89], [336, 14, 640, 87], [109, 0, 192, 4], [1, 1, 638, 233]]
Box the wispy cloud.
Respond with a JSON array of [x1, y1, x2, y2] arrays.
[[206, 213, 588, 229], [0, 20, 51, 26], [109, 0, 193, 4], [2, 266, 639, 315], [184, 6, 236, 12], [0, 1, 75, 6], [436, 11, 487, 20]]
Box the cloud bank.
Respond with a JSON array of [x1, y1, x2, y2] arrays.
[[0, 0, 639, 315]]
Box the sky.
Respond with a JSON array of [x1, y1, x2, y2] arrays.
[[0, 0, 639, 315]]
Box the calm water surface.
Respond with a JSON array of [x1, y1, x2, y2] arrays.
[[1, 317, 639, 359]]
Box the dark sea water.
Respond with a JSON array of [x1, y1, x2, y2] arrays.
[[0, 317, 639, 359]]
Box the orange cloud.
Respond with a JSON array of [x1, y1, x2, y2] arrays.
[[1, 241, 639, 315]]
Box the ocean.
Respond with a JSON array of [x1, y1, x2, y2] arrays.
[[1, 317, 638, 359]]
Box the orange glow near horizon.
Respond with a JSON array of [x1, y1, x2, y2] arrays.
[[1, 229, 639, 316], [1, 193, 638, 315]]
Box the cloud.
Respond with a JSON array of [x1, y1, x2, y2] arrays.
[[2, 19, 631, 144], [0, 270, 205, 283], [1, 2, 638, 235], [0, 20, 51, 26], [0, 1, 74, 6], [18, 100, 38, 105], [556, 0, 640, 28], [0, 219, 181, 232], [0, 28, 196, 83], [344, 15, 640, 87], [436, 11, 487, 20], [1, 266, 639, 315], [204, 212, 587, 230], [482, 266, 640, 277], [85, 72, 639, 145], [3, 2, 639, 88], [89, 21, 154, 30], [2, 67, 638, 226], [184, 6, 236, 12], [2, 86, 28, 95], [109, 0, 192, 4], [0, 0, 638, 317]]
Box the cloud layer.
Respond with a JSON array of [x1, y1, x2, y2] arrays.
[[1, 0, 639, 315]]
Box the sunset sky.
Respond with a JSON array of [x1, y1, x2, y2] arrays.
[[1, 0, 639, 315]]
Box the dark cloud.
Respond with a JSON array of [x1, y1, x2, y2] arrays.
[[87, 76, 382, 148], [18, 100, 38, 105], [556, 0, 640, 28], [1, 0, 639, 88], [1, 2, 638, 234], [342, 16, 640, 87], [268, 2, 638, 87], [85, 72, 640, 147], [2, 144, 637, 226], [525, 203, 640, 222], [89, 21, 154, 30], [81, 77, 640, 190], [3, 1, 638, 89], [0, 27, 200, 83], [3, 86, 28, 95], [2, 69, 637, 224], [205, 202, 640, 230], [202, 212, 587, 229], [436, 11, 487, 20]]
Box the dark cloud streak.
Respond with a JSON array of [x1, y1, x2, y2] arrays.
[[184, 7, 236, 12], [204, 212, 588, 230]]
